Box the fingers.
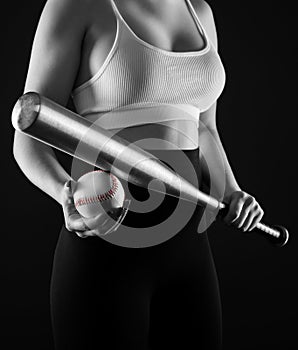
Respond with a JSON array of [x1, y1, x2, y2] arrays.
[[75, 231, 90, 238], [88, 200, 131, 236], [223, 191, 264, 232], [61, 179, 76, 215], [67, 213, 94, 232], [68, 207, 126, 238], [62, 179, 129, 238], [87, 204, 130, 237], [87, 208, 125, 236], [223, 191, 246, 225], [232, 195, 255, 230], [61, 180, 97, 236], [84, 212, 110, 229], [247, 209, 264, 232]]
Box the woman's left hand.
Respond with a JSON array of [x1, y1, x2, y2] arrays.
[[222, 190, 264, 232]]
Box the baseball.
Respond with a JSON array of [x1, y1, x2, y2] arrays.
[[73, 170, 125, 218]]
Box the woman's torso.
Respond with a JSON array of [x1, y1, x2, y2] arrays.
[[71, 0, 218, 149]]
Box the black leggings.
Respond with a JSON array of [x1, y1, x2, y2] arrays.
[[50, 148, 222, 349]]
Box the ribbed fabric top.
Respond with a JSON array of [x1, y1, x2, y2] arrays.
[[71, 0, 226, 130]]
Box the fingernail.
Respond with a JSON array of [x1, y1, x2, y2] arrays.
[[65, 180, 71, 188]]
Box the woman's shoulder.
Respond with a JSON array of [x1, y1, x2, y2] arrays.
[[188, 0, 213, 16], [41, 0, 90, 25], [188, 0, 218, 48], [187, 0, 215, 29], [42, 0, 105, 22], [40, 0, 112, 36]]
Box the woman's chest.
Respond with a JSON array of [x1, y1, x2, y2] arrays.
[[75, 0, 206, 89]]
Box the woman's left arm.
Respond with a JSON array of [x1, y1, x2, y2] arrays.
[[197, 0, 264, 232], [199, 104, 264, 232]]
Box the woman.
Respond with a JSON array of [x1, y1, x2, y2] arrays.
[[13, 0, 264, 349]]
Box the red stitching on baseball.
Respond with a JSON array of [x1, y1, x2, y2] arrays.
[[75, 172, 119, 208]]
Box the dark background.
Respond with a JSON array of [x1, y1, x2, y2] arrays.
[[2, 0, 297, 349]]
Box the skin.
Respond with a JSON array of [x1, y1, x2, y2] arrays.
[[13, 0, 264, 237]]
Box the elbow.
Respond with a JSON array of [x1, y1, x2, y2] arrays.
[[12, 131, 21, 164], [12, 130, 30, 168]]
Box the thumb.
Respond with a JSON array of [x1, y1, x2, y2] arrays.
[[64, 179, 71, 189], [62, 179, 76, 203], [64, 179, 76, 191]]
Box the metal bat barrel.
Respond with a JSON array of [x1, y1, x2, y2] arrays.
[[11, 92, 289, 247], [12, 92, 221, 209]]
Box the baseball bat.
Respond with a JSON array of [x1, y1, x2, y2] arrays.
[[11, 92, 289, 247]]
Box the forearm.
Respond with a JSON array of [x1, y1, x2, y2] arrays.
[[13, 130, 71, 205], [199, 127, 242, 201]]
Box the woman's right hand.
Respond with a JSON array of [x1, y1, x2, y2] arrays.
[[61, 179, 128, 238]]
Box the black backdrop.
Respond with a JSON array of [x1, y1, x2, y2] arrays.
[[2, 1, 297, 349]]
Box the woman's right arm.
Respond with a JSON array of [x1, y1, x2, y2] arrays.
[[13, 0, 128, 236], [13, 0, 88, 204]]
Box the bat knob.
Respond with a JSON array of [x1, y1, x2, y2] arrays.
[[269, 225, 289, 247], [11, 92, 41, 131]]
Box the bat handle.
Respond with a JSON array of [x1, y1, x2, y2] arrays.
[[217, 203, 289, 247]]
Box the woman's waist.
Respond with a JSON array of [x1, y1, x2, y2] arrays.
[[82, 103, 201, 150], [91, 118, 199, 150]]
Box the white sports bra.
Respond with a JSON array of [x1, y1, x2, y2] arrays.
[[71, 0, 226, 130]]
